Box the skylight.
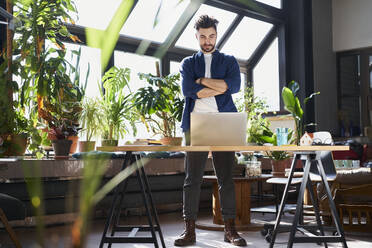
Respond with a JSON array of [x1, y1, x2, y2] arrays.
[[120, 0, 190, 43], [175, 4, 237, 51], [221, 17, 273, 60]]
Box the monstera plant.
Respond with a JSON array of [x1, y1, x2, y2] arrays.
[[133, 72, 184, 145]]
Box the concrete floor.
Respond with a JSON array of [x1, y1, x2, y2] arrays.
[[1, 209, 372, 248]]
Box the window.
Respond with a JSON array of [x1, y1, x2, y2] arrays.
[[75, 0, 121, 30], [175, 4, 237, 51], [170, 61, 181, 74], [253, 38, 279, 111], [64, 43, 102, 98], [221, 17, 273, 60], [114, 51, 161, 142], [256, 0, 282, 9], [120, 0, 190, 43]]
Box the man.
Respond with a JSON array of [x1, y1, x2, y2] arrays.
[[174, 15, 247, 247]]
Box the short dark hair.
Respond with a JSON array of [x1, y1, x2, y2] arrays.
[[194, 15, 219, 31]]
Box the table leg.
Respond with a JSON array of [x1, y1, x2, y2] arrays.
[[99, 151, 132, 248]]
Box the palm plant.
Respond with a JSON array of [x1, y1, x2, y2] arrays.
[[80, 97, 101, 142]]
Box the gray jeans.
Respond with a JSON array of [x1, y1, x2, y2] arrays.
[[183, 131, 236, 221]]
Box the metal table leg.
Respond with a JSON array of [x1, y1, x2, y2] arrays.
[[99, 152, 166, 247]]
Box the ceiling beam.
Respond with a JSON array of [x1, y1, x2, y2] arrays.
[[65, 24, 248, 67], [216, 14, 243, 50], [247, 24, 280, 69], [205, 0, 285, 24]]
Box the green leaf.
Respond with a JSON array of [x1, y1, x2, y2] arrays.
[[287, 80, 299, 96], [281, 87, 296, 113], [304, 92, 320, 104]]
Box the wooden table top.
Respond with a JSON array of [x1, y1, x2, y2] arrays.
[[203, 174, 273, 182], [96, 145, 349, 152]]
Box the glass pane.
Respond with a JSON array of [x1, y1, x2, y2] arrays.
[[221, 17, 273, 60], [64, 43, 102, 98], [255, 0, 281, 8], [253, 38, 279, 111], [233, 73, 247, 109], [175, 4, 237, 51], [340, 55, 360, 96], [170, 61, 181, 74], [75, 0, 122, 30], [120, 0, 190, 43], [114, 51, 160, 142]]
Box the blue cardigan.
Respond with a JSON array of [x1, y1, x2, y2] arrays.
[[180, 50, 241, 132]]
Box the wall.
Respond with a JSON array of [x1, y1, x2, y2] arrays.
[[333, 0, 372, 52], [312, 0, 338, 134]]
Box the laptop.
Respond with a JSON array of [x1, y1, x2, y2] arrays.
[[190, 112, 247, 146]]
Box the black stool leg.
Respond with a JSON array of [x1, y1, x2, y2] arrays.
[[316, 159, 348, 248], [306, 175, 328, 248], [269, 154, 299, 248], [135, 155, 159, 248], [288, 156, 311, 248], [99, 152, 132, 248]]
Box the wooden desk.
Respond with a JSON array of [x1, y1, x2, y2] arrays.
[[96, 145, 349, 246], [98, 145, 349, 153]]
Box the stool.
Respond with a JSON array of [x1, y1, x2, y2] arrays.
[[267, 151, 348, 248]]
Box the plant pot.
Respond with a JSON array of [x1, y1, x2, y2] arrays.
[[78, 141, 96, 152], [68, 135, 79, 154], [52, 139, 72, 157], [101, 139, 118, 146], [271, 158, 291, 177], [160, 137, 182, 146], [2, 133, 28, 156]]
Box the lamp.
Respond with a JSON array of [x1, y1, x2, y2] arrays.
[[0, 6, 21, 31]]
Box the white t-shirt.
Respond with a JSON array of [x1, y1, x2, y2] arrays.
[[192, 53, 219, 113]]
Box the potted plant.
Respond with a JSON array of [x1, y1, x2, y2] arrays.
[[133, 71, 184, 145], [99, 66, 136, 146], [79, 97, 101, 152], [282, 80, 319, 145], [236, 87, 272, 145], [39, 95, 81, 157]]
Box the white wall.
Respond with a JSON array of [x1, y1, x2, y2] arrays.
[[333, 0, 372, 51]]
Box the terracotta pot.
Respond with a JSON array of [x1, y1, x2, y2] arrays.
[[101, 139, 118, 146], [52, 139, 72, 157], [160, 137, 182, 146], [271, 158, 291, 177], [68, 136, 79, 154], [78, 141, 96, 152], [2, 133, 28, 156]]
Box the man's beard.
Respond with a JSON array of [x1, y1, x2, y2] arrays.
[[201, 44, 215, 53]]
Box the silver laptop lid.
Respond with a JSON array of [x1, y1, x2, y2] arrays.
[[190, 112, 247, 146]]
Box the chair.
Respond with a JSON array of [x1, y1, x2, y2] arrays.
[[0, 193, 26, 248]]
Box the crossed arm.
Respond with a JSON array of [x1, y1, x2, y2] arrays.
[[196, 78, 228, 98]]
